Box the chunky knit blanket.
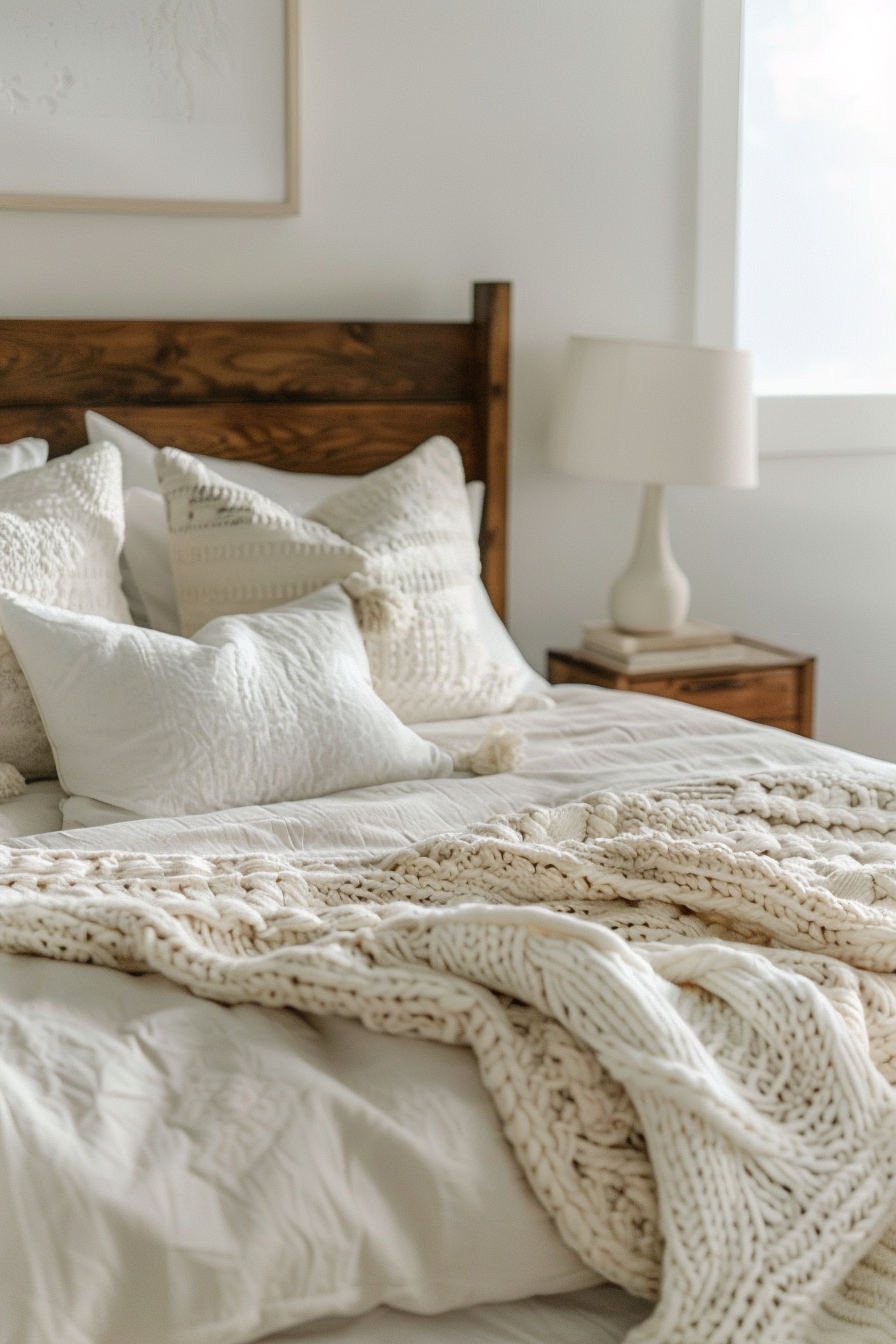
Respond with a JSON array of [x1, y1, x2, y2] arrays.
[[3, 770, 896, 1343]]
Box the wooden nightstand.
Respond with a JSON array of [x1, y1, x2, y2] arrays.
[[547, 638, 815, 737]]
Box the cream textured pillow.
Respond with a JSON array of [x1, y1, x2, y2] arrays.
[[310, 437, 518, 723], [156, 448, 366, 638], [159, 439, 520, 723], [0, 442, 131, 779], [129, 469, 548, 704], [99, 413, 550, 693], [0, 585, 453, 818]]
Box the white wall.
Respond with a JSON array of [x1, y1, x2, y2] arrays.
[[1, 0, 890, 760], [670, 455, 896, 761]]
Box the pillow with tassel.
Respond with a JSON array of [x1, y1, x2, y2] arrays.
[[157, 439, 520, 724]]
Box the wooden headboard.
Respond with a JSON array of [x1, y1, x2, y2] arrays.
[[0, 281, 510, 618]]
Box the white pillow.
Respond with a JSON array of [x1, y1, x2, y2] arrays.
[[122, 489, 180, 633], [466, 478, 485, 537], [0, 443, 132, 780], [100, 413, 548, 698], [469, 585, 549, 699], [0, 585, 452, 818], [0, 438, 49, 480]]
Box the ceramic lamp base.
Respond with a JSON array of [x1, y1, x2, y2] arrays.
[[609, 483, 690, 635]]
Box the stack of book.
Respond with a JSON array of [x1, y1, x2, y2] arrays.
[[578, 621, 789, 675]]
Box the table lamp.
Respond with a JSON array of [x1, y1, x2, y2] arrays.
[[547, 336, 756, 634]]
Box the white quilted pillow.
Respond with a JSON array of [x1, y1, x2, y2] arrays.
[[0, 585, 452, 818], [156, 448, 365, 638], [310, 438, 518, 723], [0, 442, 131, 779]]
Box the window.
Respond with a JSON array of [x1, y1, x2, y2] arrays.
[[697, 0, 896, 456], [739, 0, 896, 396]]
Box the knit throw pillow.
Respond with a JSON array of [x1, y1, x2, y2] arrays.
[[0, 442, 132, 779], [309, 437, 518, 723], [158, 438, 518, 724], [155, 448, 365, 638]]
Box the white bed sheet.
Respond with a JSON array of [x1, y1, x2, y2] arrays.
[[265, 1284, 650, 1343], [3, 686, 894, 1344], [0, 953, 596, 1344], [13, 685, 895, 859]]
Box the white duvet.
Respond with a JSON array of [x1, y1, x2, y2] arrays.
[[3, 686, 894, 1344]]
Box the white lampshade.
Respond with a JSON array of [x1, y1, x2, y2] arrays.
[[548, 336, 757, 488]]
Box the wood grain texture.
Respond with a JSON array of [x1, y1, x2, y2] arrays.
[[474, 282, 510, 620], [548, 643, 816, 738], [0, 320, 476, 407], [0, 402, 476, 474], [631, 668, 799, 721], [0, 282, 509, 611]]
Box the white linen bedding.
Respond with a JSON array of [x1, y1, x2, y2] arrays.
[[15, 684, 895, 857], [0, 952, 598, 1344], [265, 1284, 650, 1343], [3, 685, 896, 1344]]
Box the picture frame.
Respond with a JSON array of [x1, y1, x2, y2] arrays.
[[0, 0, 299, 217]]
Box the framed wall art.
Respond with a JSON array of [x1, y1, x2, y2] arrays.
[[0, 0, 298, 216]]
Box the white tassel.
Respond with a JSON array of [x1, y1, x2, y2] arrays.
[[0, 763, 26, 801], [453, 721, 525, 776], [343, 573, 414, 633]]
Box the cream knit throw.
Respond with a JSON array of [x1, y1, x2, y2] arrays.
[[3, 770, 896, 1343]]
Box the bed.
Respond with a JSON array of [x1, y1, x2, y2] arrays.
[[0, 286, 895, 1344]]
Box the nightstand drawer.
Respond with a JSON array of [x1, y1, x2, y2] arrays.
[[547, 642, 815, 736], [634, 667, 799, 722]]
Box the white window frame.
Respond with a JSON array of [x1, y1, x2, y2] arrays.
[[696, 0, 896, 458]]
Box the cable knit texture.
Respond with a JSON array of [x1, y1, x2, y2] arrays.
[[156, 448, 365, 637], [311, 437, 519, 722], [4, 770, 896, 1341], [0, 443, 131, 779]]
